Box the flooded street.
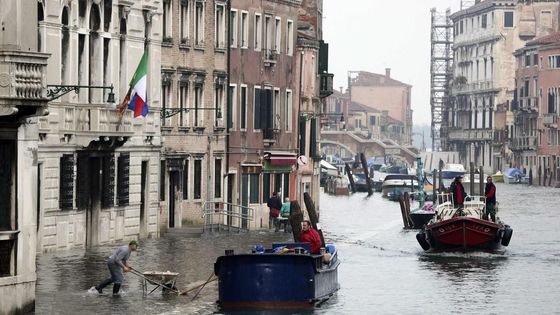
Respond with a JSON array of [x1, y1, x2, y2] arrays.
[[35, 183, 560, 314]]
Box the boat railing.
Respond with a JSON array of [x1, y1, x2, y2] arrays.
[[202, 201, 255, 233]]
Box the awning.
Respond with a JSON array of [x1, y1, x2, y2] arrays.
[[320, 160, 337, 170], [263, 151, 297, 167]]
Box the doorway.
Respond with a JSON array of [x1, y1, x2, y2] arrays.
[[168, 171, 180, 228], [139, 161, 148, 238], [227, 174, 235, 226], [83, 156, 102, 247]]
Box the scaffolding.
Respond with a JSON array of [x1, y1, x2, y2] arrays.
[[429, 8, 453, 152]]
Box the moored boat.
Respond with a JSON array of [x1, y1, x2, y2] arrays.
[[504, 167, 529, 184], [491, 171, 504, 183], [440, 163, 466, 179], [381, 174, 419, 198], [416, 193, 513, 252], [214, 242, 340, 310]]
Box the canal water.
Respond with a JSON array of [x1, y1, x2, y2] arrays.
[[34, 182, 560, 314]]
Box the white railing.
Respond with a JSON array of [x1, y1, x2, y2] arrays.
[[202, 201, 255, 233]]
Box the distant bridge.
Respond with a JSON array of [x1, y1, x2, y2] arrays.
[[320, 131, 419, 164]]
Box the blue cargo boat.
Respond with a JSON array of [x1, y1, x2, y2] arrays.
[[214, 242, 340, 310]]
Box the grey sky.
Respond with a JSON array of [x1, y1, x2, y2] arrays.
[[323, 0, 462, 126]]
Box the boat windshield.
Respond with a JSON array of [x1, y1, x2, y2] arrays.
[[383, 174, 417, 181]]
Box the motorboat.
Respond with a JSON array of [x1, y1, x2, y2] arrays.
[[381, 174, 419, 198], [504, 168, 528, 184], [214, 242, 340, 310], [440, 163, 466, 179], [491, 171, 504, 183], [325, 175, 350, 196], [416, 193, 513, 252]]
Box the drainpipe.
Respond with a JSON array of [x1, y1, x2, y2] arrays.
[[297, 49, 305, 204], [226, 0, 231, 206]]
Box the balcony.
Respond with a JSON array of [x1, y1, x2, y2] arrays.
[[543, 113, 558, 128], [320, 73, 334, 98], [0, 51, 49, 118], [264, 49, 277, 67], [447, 128, 493, 142], [510, 136, 537, 151], [451, 81, 496, 94], [518, 96, 538, 112]]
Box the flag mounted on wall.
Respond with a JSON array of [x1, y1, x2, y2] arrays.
[[118, 51, 149, 118]]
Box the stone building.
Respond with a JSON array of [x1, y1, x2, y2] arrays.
[[348, 69, 413, 146], [159, 0, 227, 229], [514, 32, 560, 183], [448, 0, 558, 173], [227, 0, 301, 229], [36, 0, 163, 252], [1, 1, 49, 313]]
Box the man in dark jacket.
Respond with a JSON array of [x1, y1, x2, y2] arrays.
[[449, 176, 467, 209], [266, 192, 282, 231], [484, 176, 497, 222]]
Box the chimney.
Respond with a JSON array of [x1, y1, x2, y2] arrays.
[[385, 68, 391, 78]]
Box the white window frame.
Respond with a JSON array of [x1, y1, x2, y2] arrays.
[[286, 19, 293, 56], [180, 0, 190, 44], [285, 89, 292, 132], [163, 0, 173, 39], [253, 86, 262, 131], [274, 17, 281, 53], [230, 9, 238, 48], [229, 84, 237, 130], [240, 10, 249, 49], [240, 84, 248, 130], [274, 87, 281, 130], [195, 1, 205, 46], [254, 13, 262, 51], [179, 83, 190, 127], [264, 15, 272, 54]]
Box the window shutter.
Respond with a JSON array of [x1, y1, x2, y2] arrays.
[[102, 154, 115, 208], [299, 117, 307, 156], [60, 154, 75, 210], [310, 117, 317, 158], [254, 88, 262, 129], [182, 159, 189, 199], [77, 154, 90, 210], [117, 153, 130, 206]]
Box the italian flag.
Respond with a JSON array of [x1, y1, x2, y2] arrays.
[[119, 51, 149, 118]]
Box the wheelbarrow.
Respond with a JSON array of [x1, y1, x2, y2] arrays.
[[129, 267, 180, 296]]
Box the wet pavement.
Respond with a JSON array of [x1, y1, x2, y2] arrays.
[[34, 182, 560, 314]]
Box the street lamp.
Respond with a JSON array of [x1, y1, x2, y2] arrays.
[[46, 84, 116, 106]]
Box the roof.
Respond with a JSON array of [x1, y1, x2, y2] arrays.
[[347, 101, 403, 125], [526, 32, 560, 47], [350, 71, 411, 88]]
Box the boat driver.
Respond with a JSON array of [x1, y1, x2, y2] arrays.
[[484, 176, 497, 222], [449, 176, 466, 210]]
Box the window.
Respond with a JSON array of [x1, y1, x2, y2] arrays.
[[275, 17, 281, 53], [249, 174, 259, 204], [549, 55, 560, 69], [179, 82, 189, 126], [286, 19, 293, 55], [163, 0, 172, 40], [264, 15, 272, 54], [230, 9, 238, 47], [254, 87, 262, 129], [117, 153, 130, 206], [254, 13, 262, 51], [285, 89, 292, 131], [161, 78, 171, 126], [215, 83, 224, 126], [274, 88, 281, 130], [240, 84, 247, 129], [214, 159, 222, 198], [194, 159, 202, 199], [459, 20, 463, 34], [215, 3, 225, 48], [0, 140, 15, 231], [228, 84, 236, 129], [194, 84, 203, 126], [160, 160, 165, 201], [182, 160, 189, 199], [180, 0, 190, 44], [481, 14, 487, 29], [241, 11, 248, 48], [533, 54, 539, 67], [370, 116, 376, 126], [195, 1, 204, 46], [59, 154, 75, 210], [101, 154, 115, 209], [504, 11, 514, 28], [525, 54, 531, 67]]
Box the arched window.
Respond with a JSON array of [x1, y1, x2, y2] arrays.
[[61, 6, 70, 84], [38, 1, 45, 52]]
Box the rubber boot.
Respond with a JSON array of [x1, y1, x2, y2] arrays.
[[96, 277, 113, 294], [113, 283, 121, 295], [491, 213, 496, 222]]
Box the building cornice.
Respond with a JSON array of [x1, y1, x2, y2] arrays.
[[451, 0, 516, 21]]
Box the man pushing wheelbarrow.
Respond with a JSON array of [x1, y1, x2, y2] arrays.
[[94, 240, 139, 295]]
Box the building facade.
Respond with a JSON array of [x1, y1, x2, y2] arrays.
[[159, 0, 227, 229], [36, 0, 163, 252], [348, 69, 413, 146], [1, 1, 49, 313], [448, 0, 558, 173], [514, 32, 560, 183]]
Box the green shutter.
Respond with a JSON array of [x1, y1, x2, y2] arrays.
[[299, 117, 307, 156]]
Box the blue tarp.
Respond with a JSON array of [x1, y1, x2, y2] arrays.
[[505, 168, 526, 177]]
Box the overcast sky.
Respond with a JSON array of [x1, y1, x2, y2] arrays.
[[323, 0, 462, 126]]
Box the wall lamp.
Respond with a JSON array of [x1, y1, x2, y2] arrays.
[[46, 84, 115, 105], [162, 107, 223, 119]]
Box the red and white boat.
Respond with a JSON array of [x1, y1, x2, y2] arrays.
[[416, 194, 513, 252]]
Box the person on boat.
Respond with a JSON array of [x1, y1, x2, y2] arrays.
[[484, 176, 497, 222], [279, 197, 291, 233], [94, 240, 139, 295], [299, 220, 322, 254], [449, 176, 467, 210], [267, 192, 282, 232]]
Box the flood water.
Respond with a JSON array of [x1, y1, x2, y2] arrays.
[[34, 182, 560, 314]]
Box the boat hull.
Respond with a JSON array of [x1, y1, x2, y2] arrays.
[[419, 217, 509, 251], [214, 253, 339, 310], [409, 212, 435, 229]]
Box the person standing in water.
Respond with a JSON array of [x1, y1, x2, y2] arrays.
[[94, 240, 139, 295]]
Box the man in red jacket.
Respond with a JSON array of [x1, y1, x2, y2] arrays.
[[299, 220, 322, 254]]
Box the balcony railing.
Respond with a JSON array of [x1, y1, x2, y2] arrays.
[[510, 135, 538, 151], [451, 81, 495, 94], [543, 113, 558, 127], [447, 128, 493, 141]]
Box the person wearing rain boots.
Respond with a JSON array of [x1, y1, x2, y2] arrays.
[[94, 240, 139, 295]]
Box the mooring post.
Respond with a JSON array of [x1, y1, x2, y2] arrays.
[[479, 165, 484, 197], [403, 192, 412, 228], [399, 196, 409, 229], [289, 200, 304, 243], [345, 163, 356, 193], [360, 153, 373, 196], [303, 192, 326, 247], [529, 169, 533, 185], [469, 162, 475, 196]]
